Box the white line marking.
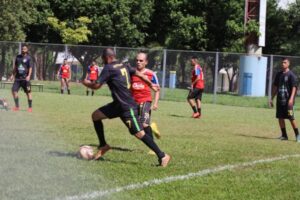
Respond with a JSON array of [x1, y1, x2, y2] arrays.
[[57, 154, 300, 200]]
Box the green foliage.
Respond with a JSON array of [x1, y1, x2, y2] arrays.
[[47, 16, 92, 44], [0, 0, 38, 41]]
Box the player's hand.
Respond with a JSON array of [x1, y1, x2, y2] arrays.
[[269, 100, 274, 108], [25, 76, 30, 81], [152, 104, 158, 111], [288, 99, 294, 107], [9, 75, 14, 81]]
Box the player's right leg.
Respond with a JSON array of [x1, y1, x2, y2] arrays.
[[187, 90, 200, 118], [93, 102, 120, 160], [22, 81, 32, 112], [276, 104, 288, 140], [60, 79, 65, 94], [11, 81, 20, 111]]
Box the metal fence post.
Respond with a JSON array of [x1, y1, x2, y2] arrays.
[[161, 49, 167, 99], [268, 55, 274, 101], [213, 51, 219, 104]]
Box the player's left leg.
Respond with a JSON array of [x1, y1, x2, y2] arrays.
[[122, 108, 171, 167], [65, 79, 71, 95], [23, 81, 32, 112], [287, 107, 299, 142]]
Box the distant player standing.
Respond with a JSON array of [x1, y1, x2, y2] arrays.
[[270, 57, 300, 142], [57, 59, 71, 94], [187, 56, 204, 118], [10, 45, 33, 112], [82, 48, 171, 167], [85, 61, 99, 96], [131, 52, 161, 154]]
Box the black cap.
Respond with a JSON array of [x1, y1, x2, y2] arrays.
[[102, 48, 115, 57]]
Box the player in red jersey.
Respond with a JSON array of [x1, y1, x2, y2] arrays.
[[85, 61, 99, 96], [187, 56, 205, 118], [57, 59, 71, 94], [131, 52, 161, 155]]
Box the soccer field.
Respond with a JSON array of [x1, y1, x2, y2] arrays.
[[1, 89, 300, 200]]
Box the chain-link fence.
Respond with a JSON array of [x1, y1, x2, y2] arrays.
[[1, 41, 300, 102]]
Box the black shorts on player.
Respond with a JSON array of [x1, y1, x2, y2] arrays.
[[276, 104, 295, 120], [99, 101, 142, 135], [187, 88, 203, 100], [12, 80, 31, 93], [137, 101, 152, 126]]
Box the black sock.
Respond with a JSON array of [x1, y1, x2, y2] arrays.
[[28, 99, 32, 108], [14, 97, 19, 107], [144, 126, 153, 139], [93, 120, 107, 147], [197, 108, 201, 114], [86, 91, 89, 96], [281, 128, 288, 138], [192, 106, 197, 113], [294, 128, 299, 137], [92, 91, 94, 96], [61, 89, 63, 94], [140, 134, 165, 159], [68, 89, 70, 95]]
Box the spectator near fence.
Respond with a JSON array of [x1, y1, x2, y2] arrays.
[[85, 61, 99, 96], [187, 56, 205, 119], [57, 58, 71, 94]]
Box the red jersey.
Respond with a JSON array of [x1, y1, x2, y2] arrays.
[[59, 64, 71, 79], [87, 65, 99, 81], [131, 69, 159, 104], [192, 64, 204, 89]]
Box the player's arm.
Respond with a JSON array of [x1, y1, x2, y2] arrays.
[[26, 66, 32, 82], [152, 85, 160, 110], [82, 79, 102, 90], [68, 66, 72, 81], [289, 86, 297, 106], [56, 66, 61, 79]]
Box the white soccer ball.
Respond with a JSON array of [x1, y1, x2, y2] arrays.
[[79, 145, 94, 160]]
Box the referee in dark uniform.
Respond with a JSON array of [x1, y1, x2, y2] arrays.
[[270, 57, 300, 142], [83, 48, 171, 167], [10, 45, 33, 112]]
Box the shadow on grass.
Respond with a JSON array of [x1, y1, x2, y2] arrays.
[[48, 151, 78, 158], [236, 134, 292, 141], [169, 114, 188, 118], [86, 144, 141, 152]]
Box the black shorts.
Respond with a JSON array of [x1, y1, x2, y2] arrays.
[[99, 101, 142, 135], [187, 88, 203, 100], [138, 102, 152, 126], [276, 104, 295, 120], [12, 80, 31, 93]]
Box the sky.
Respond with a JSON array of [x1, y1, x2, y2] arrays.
[[277, 0, 295, 9]]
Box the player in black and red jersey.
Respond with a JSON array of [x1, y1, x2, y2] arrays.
[[83, 48, 171, 167]]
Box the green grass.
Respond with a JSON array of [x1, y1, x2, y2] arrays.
[[1, 85, 300, 200]]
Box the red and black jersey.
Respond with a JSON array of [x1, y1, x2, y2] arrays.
[[59, 64, 71, 79], [191, 64, 204, 89], [87, 65, 99, 81], [131, 69, 159, 104]]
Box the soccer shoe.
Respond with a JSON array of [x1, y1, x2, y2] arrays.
[[27, 108, 32, 112], [192, 112, 200, 118], [148, 150, 156, 155], [94, 144, 111, 160], [278, 136, 288, 141], [12, 107, 20, 111], [151, 122, 161, 139], [296, 135, 300, 143], [160, 154, 171, 167]]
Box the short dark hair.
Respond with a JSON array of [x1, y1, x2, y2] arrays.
[[282, 57, 290, 62], [102, 48, 115, 57], [191, 56, 198, 60]]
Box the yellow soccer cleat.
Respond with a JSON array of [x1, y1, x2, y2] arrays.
[[151, 122, 161, 139]]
